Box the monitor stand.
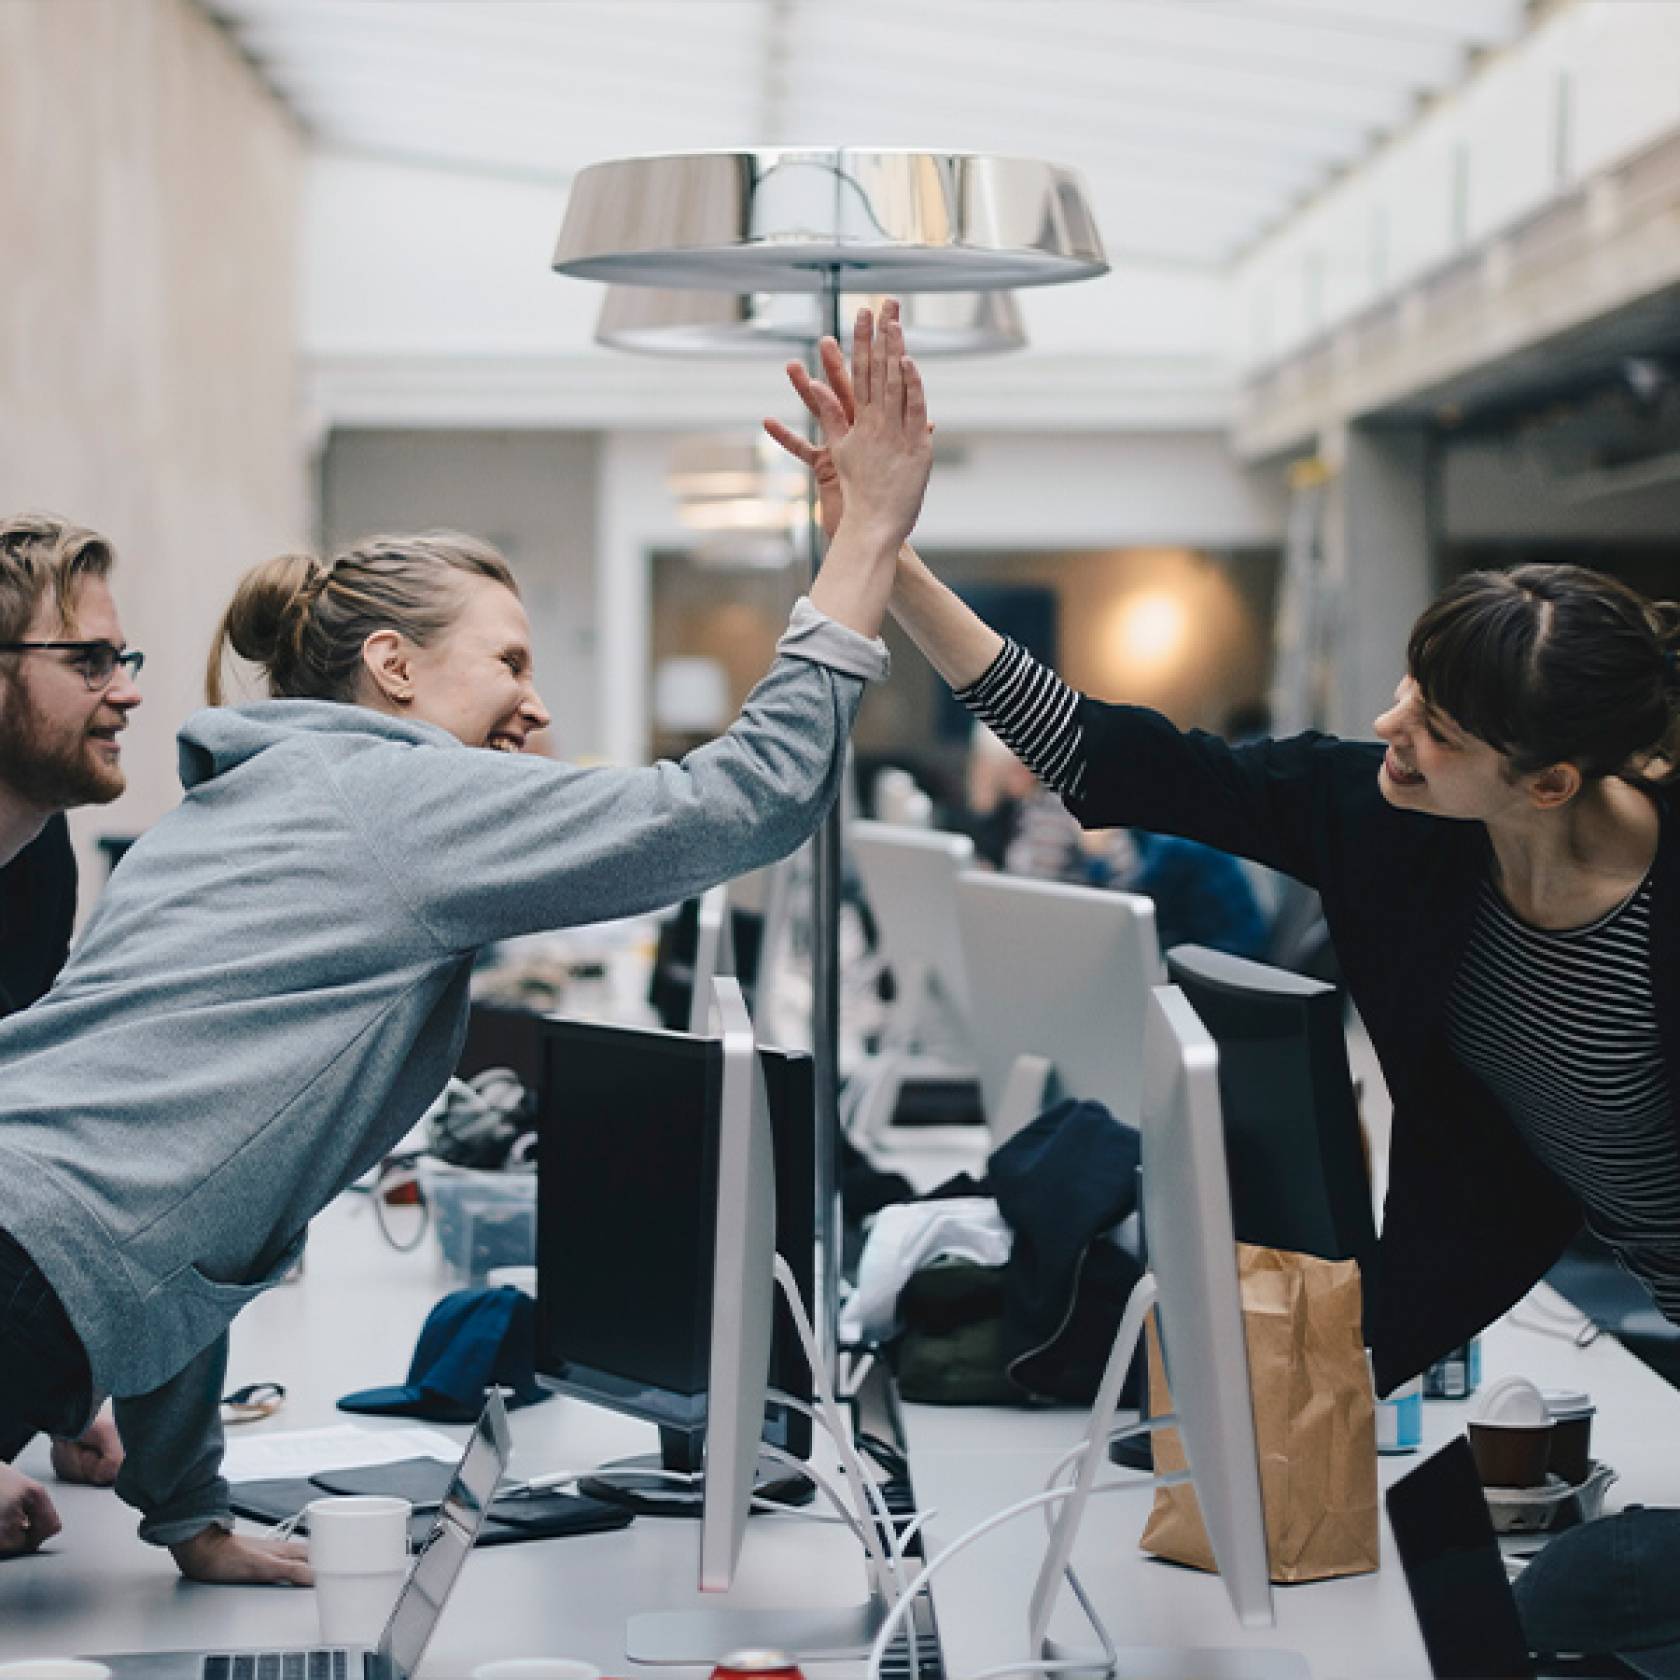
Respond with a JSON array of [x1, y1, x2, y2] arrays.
[[581, 1425, 814, 1516], [1027, 1277, 1309, 1680]]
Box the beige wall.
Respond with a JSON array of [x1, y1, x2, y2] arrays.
[[648, 543, 1277, 811], [0, 0, 307, 879]]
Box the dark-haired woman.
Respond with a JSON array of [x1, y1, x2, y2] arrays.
[[0, 308, 931, 1582], [772, 319, 1680, 1398]]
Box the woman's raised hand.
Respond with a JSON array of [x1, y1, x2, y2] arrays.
[[764, 300, 930, 545]]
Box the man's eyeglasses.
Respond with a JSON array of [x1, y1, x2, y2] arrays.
[[0, 640, 146, 691]]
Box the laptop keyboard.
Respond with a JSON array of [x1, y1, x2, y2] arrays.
[[202, 1651, 364, 1680]]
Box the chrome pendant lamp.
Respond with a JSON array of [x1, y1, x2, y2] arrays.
[[553, 146, 1106, 1390], [554, 147, 1106, 292], [595, 286, 1027, 358]]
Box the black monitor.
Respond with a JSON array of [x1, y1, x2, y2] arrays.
[[1163, 944, 1378, 1295], [533, 1013, 814, 1511], [647, 890, 767, 1033]]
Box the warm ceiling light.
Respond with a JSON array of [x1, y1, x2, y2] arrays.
[[1111, 590, 1192, 675]]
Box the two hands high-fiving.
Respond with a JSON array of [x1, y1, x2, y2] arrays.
[[767, 297, 1004, 689], [764, 298, 930, 549]]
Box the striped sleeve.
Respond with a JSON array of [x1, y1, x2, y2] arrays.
[[954, 640, 1087, 799]]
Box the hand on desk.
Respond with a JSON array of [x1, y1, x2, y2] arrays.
[[51, 1404, 124, 1486], [170, 1526, 312, 1586], [0, 1461, 63, 1555]]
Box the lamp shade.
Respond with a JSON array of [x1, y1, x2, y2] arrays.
[[596, 286, 1026, 358], [553, 148, 1107, 293]]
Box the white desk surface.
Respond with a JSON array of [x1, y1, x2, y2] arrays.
[[903, 1288, 1680, 1680], [4, 1191, 1679, 1680], [0, 1199, 872, 1678]]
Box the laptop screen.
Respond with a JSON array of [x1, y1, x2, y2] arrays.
[[379, 1391, 513, 1680], [1386, 1437, 1536, 1680]]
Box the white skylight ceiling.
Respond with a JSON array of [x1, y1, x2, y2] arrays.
[[204, 0, 1534, 268]]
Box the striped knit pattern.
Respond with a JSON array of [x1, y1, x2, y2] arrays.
[[1447, 875, 1680, 1323], [955, 640, 1087, 799]]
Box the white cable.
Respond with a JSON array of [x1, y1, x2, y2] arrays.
[[863, 1474, 1186, 1680], [844, 1348, 878, 1397], [766, 1383, 922, 1600], [772, 1257, 899, 1604], [758, 1441, 903, 1609], [763, 1390, 900, 1607], [1032, 1437, 1150, 1675]]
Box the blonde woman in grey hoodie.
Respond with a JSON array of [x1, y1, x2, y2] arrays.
[[0, 305, 929, 1585]]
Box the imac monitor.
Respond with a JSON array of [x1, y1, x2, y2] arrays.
[[625, 976, 883, 1666], [955, 871, 1160, 1136], [697, 975, 777, 1591], [1163, 944, 1378, 1291], [1137, 984, 1273, 1630], [848, 820, 977, 1030], [1028, 984, 1273, 1653], [533, 1002, 815, 1481]]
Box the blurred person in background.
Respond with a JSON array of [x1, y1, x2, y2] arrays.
[[962, 722, 1268, 959]]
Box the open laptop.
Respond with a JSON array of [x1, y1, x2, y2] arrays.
[[87, 1389, 513, 1680], [1387, 1436, 1537, 1680]]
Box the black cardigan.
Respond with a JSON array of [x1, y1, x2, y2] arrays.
[[1065, 699, 1680, 1395], [0, 814, 78, 1021]]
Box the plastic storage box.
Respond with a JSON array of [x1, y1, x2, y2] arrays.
[[419, 1159, 537, 1287]]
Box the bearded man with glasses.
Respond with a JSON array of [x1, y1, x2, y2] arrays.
[[0, 511, 142, 1554]]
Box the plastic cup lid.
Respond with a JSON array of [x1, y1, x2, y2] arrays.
[[1474, 1374, 1550, 1426], [1541, 1387, 1595, 1419]]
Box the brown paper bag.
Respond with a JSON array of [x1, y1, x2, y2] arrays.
[[1139, 1242, 1378, 1584]]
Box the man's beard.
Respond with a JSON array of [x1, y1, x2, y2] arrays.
[[0, 680, 124, 811]]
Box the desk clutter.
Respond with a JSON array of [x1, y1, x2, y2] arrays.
[[228, 1456, 632, 1549], [1465, 1373, 1620, 1538]]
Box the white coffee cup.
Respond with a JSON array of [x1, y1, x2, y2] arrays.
[[306, 1495, 412, 1647], [0, 1664, 113, 1680], [471, 1663, 601, 1680]]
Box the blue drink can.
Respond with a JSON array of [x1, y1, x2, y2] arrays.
[[1422, 1337, 1482, 1400]]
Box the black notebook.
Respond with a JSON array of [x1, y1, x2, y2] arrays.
[[229, 1456, 633, 1546]]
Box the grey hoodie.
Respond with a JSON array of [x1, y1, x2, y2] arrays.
[[0, 599, 885, 1544]]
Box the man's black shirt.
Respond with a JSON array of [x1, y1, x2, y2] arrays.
[[0, 815, 77, 1019]]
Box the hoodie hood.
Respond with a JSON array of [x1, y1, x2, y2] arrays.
[[177, 700, 459, 791]]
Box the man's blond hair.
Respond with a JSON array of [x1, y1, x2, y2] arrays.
[[0, 513, 117, 646]]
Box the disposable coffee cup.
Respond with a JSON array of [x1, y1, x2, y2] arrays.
[[1467, 1419, 1554, 1488], [470, 1663, 602, 1680], [0, 1664, 113, 1680], [1541, 1387, 1596, 1485], [306, 1495, 412, 1647]]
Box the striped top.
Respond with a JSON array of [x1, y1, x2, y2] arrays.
[[956, 639, 1087, 800], [958, 637, 1680, 1324], [1447, 874, 1680, 1322]]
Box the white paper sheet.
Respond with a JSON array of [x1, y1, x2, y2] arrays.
[[222, 1423, 461, 1483]]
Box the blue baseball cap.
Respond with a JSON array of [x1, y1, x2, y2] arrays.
[[1514, 1509, 1680, 1680], [338, 1286, 547, 1423]]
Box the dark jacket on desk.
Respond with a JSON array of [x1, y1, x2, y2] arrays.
[[1064, 699, 1680, 1396], [0, 815, 77, 1020]]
